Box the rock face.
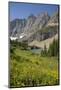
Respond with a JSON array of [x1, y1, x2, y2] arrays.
[[10, 19, 26, 37], [46, 12, 59, 27], [10, 11, 59, 42], [23, 14, 36, 33]]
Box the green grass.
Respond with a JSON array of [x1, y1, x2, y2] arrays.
[[10, 48, 59, 87]]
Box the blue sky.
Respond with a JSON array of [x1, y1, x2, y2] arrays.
[[9, 2, 59, 21]]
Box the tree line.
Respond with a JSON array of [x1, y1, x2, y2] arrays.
[[41, 39, 59, 56]]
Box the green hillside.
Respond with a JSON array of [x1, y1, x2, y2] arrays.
[[10, 44, 59, 87]]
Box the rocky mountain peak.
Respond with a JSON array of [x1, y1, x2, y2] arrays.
[[10, 11, 58, 42], [28, 14, 36, 19]]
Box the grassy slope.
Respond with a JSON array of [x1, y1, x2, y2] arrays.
[[10, 48, 59, 87]]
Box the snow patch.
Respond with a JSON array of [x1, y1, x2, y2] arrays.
[[19, 35, 24, 39], [19, 33, 27, 39], [10, 37, 18, 40]]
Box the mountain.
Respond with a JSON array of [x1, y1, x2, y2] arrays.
[[10, 19, 27, 36], [26, 11, 59, 43], [28, 12, 59, 49], [28, 34, 58, 49], [46, 12, 59, 27], [10, 11, 59, 44], [23, 14, 36, 34]]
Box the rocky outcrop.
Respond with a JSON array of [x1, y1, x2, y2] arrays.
[[10, 19, 26, 36]]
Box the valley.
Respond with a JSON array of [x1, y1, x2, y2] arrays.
[[9, 10, 59, 87]]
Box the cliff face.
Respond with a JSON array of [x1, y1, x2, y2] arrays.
[[10, 19, 26, 36], [10, 11, 59, 42]]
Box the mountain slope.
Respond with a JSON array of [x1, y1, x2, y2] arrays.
[[10, 19, 27, 36], [28, 34, 58, 49], [10, 12, 50, 38], [46, 12, 59, 27], [10, 11, 59, 44]]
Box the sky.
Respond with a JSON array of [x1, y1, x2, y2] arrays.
[[9, 2, 59, 21]]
